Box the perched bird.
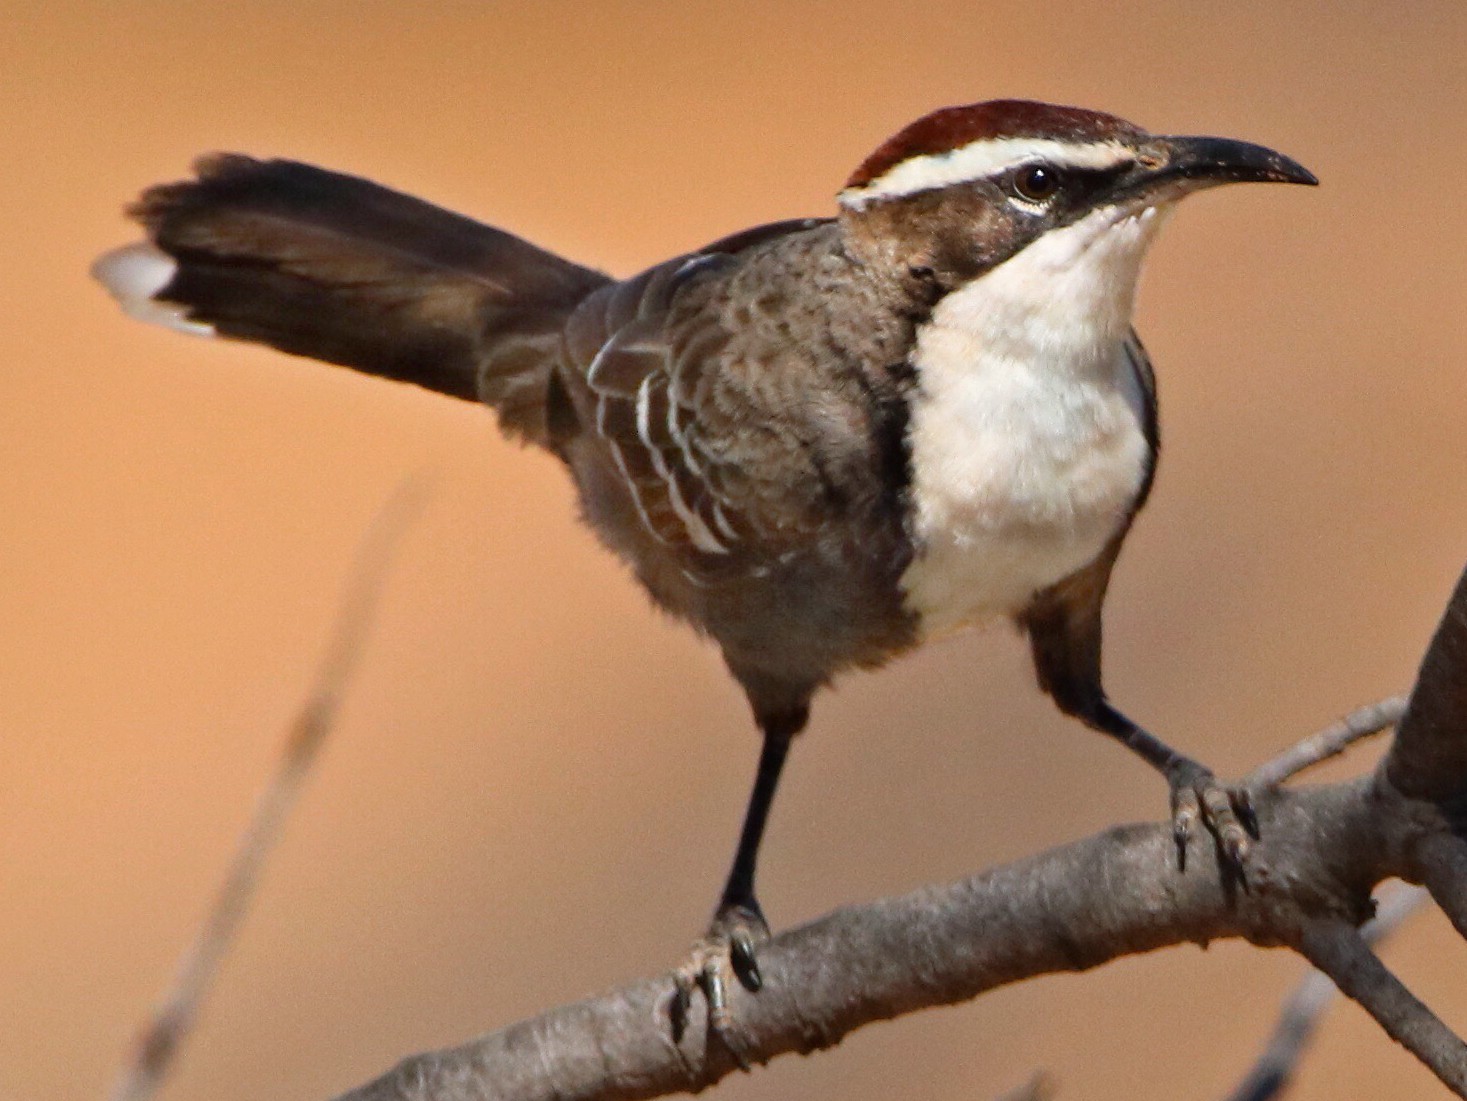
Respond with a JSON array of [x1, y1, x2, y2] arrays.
[[94, 99, 1315, 1033]]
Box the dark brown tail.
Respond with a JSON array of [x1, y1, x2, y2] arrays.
[[94, 154, 609, 444]]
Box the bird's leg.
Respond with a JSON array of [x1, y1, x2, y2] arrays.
[[671, 709, 799, 1051], [1021, 574, 1256, 875], [711, 723, 792, 984], [1089, 700, 1259, 873]]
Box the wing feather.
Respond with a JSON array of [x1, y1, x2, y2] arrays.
[[564, 221, 845, 572]]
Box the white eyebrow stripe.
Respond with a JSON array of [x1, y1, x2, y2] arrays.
[[839, 137, 1133, 207]]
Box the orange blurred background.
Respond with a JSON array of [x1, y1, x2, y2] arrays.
[[5, 3, 1467, 1099]]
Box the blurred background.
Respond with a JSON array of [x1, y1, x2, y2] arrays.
[[4, 2, 1467, 1099]]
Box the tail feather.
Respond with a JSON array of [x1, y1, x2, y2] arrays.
[[92, 243, 216, 338], [95, 154, 610, 439]]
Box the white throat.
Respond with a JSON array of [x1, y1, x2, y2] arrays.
[[900, 203, 1169, 638]]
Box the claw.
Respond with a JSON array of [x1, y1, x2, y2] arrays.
[[670, 973, 694, 1043], [1235, 787, 1261, 839], [695, 951, 752, 1071], [730, 929, 762, 992], [1171, 785, 1201, 871]]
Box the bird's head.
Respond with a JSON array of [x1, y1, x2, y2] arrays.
[[837, 99, 1316, 305]]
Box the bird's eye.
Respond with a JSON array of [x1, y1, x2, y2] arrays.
[[1011, 163, 1062, 205]]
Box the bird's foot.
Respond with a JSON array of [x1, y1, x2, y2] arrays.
[[669, 903, 769, 1063], [1165, 757, 1259, 877]]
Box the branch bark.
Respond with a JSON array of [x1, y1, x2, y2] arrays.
[[328, 779, 1412, 1101], [1388, 563, 1467, 803], [321, 560, 1467, 1101], [1419, 831, 1467, 942]]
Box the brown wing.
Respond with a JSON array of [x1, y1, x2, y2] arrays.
[[568, 255, 749, 565], [560, 220, 859, 578]]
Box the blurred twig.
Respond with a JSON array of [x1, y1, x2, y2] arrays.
[[994, 1071, 1056, 1101], [1222, 884, 1427, 1101], [1246, 695, 1407, 789], [106, 476, 431, 1101]]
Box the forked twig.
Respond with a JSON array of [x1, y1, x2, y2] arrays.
[[1246, 696, 1408, 789], [106, 476, 431, 1101]]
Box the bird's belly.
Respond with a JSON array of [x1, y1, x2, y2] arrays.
[[898, 350, 1150, 640], [900, 501, 1131, 640]]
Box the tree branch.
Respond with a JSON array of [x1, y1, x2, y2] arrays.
[[330, 778, 1408, 1101], [320, 560, 1467, 1101], [1222, 884, 1427, 1101], [116, 547, 1467, 1101], [1296, 916, 1467, 1093], [1418, 831, 1467, 942], [1387, 564, 1467, 803]]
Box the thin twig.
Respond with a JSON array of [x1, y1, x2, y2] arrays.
[[1296, 912, 1467, 1096], [994, 1072, 1055, 1101], [1223, 884, 1427, 1101], [106, 476, 432, 1101], [1247, 696, 1407, 789]]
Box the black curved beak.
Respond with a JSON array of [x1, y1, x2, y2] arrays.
[[1148, 134, 1318, 190]]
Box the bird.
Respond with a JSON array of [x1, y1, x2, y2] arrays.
[[94, 98, 1315, 1038]]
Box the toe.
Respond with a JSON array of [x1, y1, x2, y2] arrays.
[[1170, 784, 1201, 870], [1200, 783, 1250, 860], [709, 903, 770, 993], [703, 956, 731, 1033], [666, 904, 773, 1057], [1165, 759, 1261, 877]]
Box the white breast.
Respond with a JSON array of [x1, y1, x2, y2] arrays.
[[899, 204, 1166, 638]]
